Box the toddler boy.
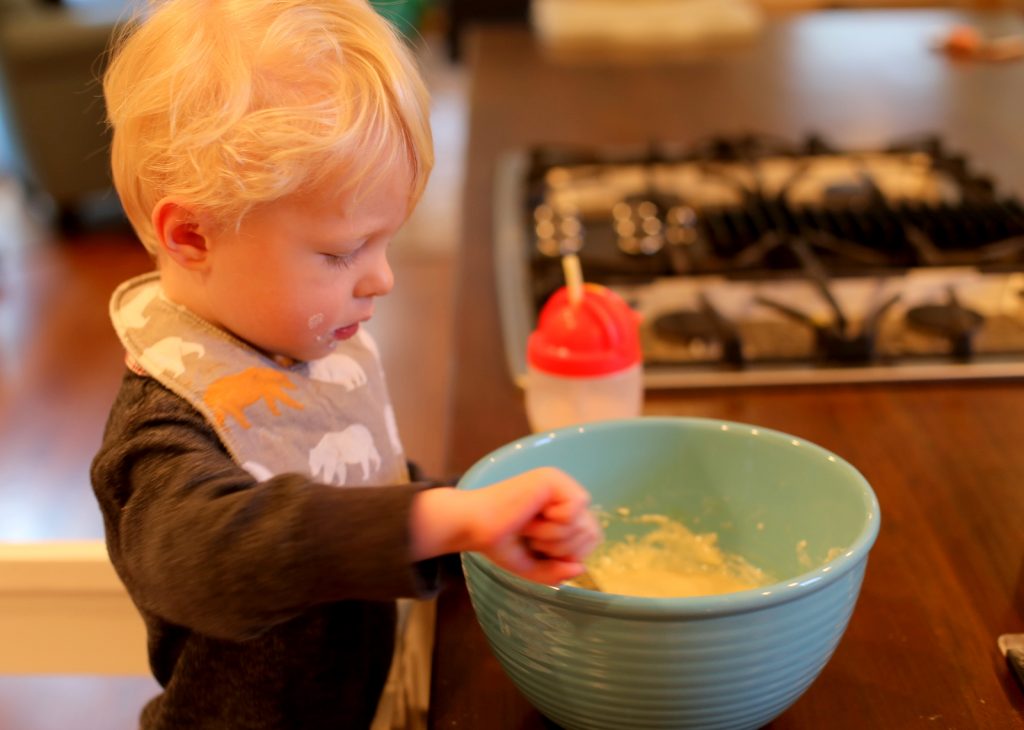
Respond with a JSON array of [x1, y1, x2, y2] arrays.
[[90, 1, 600, 728]]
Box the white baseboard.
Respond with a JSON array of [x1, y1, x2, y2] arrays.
[[0, 541, 149, 675]]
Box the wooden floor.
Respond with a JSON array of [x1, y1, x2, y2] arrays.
[[0, 34, 464, 728]]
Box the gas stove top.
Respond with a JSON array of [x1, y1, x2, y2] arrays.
[[494, 134, 1024, 387]]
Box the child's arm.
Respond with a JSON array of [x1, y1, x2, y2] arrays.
[[93, 375, 599, 639], [409, 467, 601, 585]]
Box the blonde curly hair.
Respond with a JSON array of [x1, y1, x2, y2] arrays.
[[104, 0, 434, 253]]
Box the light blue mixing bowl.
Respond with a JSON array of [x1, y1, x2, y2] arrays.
[[458, 417, 880, 730]]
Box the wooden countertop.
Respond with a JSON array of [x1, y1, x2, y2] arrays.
[[431, 9, 1024, 728]]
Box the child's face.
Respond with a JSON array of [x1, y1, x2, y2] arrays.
[[197, 162, 411, 362]]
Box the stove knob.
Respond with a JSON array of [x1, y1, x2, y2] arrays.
[[534, 202, 583, 257], [613, 198, 664, 255], [534, 203, 559, 257], [665, 205, 698, 246]]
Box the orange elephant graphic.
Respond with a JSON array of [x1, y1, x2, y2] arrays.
[[204, 367, 304, 429]]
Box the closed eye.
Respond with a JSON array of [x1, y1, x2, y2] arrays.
[[322, 251, 356, 269]]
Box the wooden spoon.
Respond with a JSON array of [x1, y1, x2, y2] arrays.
[[570, 570, 603, 592]]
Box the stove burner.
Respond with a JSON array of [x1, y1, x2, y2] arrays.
[[751, 239, 901, 364], [653, 311, 717, 342], [905, 287, 983, 359], [755, 292, 901, 364], [652, 295, 744, 365]]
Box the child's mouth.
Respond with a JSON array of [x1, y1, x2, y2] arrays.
[[333, 323, 359, 341]]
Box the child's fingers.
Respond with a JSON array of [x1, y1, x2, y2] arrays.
[[511, 552, 586, 585], [527, 521, 601, 560], [541, 492, 591, 524], [528, 560, 586, 586], [520, 518, 567, 541], [490, 539, 587, 585], [533, 470, 591, 524], [493, 538, 543, 576], [525, 514, 602, 558], [531, 513, 597, 540], [522, 509, 600, 542]]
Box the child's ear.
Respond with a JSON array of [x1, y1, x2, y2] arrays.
[[152, 198, 210, 269]]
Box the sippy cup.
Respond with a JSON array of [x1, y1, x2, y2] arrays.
[[525, 255, 643, 432]]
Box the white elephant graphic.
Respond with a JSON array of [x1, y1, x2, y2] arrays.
[[308, 353, 367, 391], [383, 404, 403, 456], [142, 336, 205, 377], [242, 461, 274, 482], [355, 328, 380, 362], [309, 424, 381, 486], [119, 285, 160, 330]]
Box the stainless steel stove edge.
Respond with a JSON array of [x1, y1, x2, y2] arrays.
[[494, 150, 537, 389]]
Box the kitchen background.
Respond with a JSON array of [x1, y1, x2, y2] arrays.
[[0, 0, 1020, 727]]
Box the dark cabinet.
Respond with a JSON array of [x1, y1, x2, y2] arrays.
[[444, 0, 528, 59]]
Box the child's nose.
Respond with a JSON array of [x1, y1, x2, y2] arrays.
[[356, 254, 394, 298]]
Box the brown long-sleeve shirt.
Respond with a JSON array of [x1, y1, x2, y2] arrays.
[[91, 370, 442, 729]]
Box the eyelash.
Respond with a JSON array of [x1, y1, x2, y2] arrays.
[[323, 252, 356, 269]]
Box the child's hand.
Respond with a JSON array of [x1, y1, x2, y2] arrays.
[[410, 467, 602, 585], [472, 467, 602, 584]]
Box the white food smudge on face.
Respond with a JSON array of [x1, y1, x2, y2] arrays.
[[313, 332, 338, 349], [308, 313, 337, 349]]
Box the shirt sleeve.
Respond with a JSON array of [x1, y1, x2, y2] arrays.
[[91, 371, 442, 641]]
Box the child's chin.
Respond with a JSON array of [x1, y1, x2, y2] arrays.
[[306, 342, 340, 361], [264, 343, 334, 366]]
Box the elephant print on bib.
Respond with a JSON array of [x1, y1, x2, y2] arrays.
[[309, 424, 381, 486], [383, 404, 403, 456], [204, 367, 304, 429], [308, 352, 367, 390], [119, 285, 160, 331], [242, 461, 275, 482], [143, 336, 205, 377], [355, 328, 380, 361]]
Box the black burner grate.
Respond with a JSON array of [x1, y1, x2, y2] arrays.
[[525, 134, 1024, 313]]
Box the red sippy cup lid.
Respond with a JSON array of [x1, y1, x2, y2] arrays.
[[527, 283, 642, 376]]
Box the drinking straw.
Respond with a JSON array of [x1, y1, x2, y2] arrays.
[[562, 253, 584, 306]]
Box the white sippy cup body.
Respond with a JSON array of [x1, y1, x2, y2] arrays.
[[525, 283, 643, 433], [525, 363, 643, 433]]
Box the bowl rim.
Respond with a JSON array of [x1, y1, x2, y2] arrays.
[[457, 416, 881, 619]]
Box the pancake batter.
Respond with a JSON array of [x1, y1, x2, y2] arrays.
[[574, 512, 772, 598]]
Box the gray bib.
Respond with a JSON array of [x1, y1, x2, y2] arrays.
[[110, 272, 408, 487]]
